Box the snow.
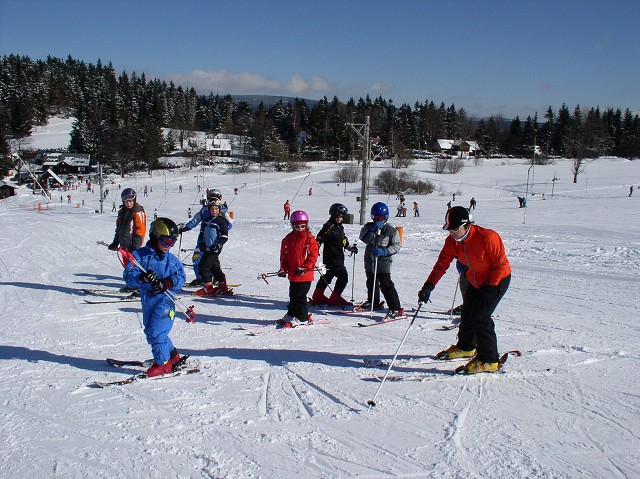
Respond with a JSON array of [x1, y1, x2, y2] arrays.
[[1, 123, 639, 478]]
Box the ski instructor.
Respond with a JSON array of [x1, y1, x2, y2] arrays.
[[418, 206, 511, 374]]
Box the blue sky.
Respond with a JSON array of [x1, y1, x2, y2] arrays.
[[2, 0, 639, 119]]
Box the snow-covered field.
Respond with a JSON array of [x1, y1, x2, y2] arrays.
[[1, 123, 639, 478]]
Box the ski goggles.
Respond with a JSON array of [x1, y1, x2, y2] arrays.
[[122, 195, 136, 202], [159, 236, 177, 247], [372, 215, 386, 222]]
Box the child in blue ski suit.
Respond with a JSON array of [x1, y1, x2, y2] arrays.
[[123, 217, 186, 377]]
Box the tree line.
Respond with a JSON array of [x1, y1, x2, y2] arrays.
[[1, 54, 639, 178]]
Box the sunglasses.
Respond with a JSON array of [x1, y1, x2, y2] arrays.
[[292, 224, 307, 230], [373, 216, 386, 222], [159, 236, 177, 247]]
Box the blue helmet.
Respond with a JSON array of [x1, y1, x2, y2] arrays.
[[121, 188, 136, 201], [370, 202, 389, 220]]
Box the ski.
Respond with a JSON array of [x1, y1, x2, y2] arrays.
[[357, 314, 408, 327], [106, 358, 153, 368], [83, 296, 139, 304], [364, 350, 522, 381], [363, 355, 466, 368], [82, 288, 140, 298], [93, 356, 197, 388], [93, 367, 200, 388], [240, 319, 331, 336]]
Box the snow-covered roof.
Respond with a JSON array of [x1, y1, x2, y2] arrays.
[[436, 139, 455, 150]]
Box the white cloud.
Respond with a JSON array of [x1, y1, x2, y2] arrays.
[[284, 75, 309, 95]]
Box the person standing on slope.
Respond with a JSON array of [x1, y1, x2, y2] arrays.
[[358, 202, 404, 319], [180, 188, 232, 286], [108, 188, 147, 253], [310, 203, 358, 306], [194, 198, 231, 296], [122, 217, 186, 377], [418, 206, 512, 374], [277, 210, 319, 328]]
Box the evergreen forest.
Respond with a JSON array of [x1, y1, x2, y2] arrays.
[[1, 54, 639, 177]]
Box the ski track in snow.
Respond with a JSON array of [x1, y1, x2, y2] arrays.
[[1, 151, 640, 478]]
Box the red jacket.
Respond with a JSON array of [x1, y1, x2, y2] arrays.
[[280, 227, 319, 282], [426, 224, 511, 289]]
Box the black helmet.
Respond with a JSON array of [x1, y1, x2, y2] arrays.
[[329, 203, 348, 218], [443, 206, 470, 230], [150, 217, 179, 241], [121, 188, 136, 201]]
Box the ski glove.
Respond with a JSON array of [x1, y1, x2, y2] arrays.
[[178, 226, 190, 234], [418, 282, 435, 304], [277, 270, 287, 278], [140, 271, 158, 284], [108, 242, 119, 251], [153, 277, 173, 294], [296, 267, 306, 276], [373, 247, 388, 257], [347, 244, 358, 254]]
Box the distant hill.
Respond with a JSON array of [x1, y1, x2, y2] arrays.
[[230, 95, 319, 110]]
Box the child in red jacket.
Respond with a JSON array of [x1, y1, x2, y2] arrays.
[[277, 210, 319, 327]]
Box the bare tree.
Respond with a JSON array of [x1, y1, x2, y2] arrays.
[[447, 158, 465, 174], [571, 157, 587, 183], [433, 157, 448, 174]]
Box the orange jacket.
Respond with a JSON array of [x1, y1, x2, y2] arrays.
[[280, 227, 319, 282], [426, 224, 511, 289]]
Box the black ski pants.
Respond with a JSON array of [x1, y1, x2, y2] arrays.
[[457, 274, 511, 363], [315, 264, 348, 294], [365, 270, 401, 311], [198, 252, 226, 285], [287, 281, 311, 321]]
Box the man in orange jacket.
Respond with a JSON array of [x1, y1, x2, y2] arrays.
[[418, 206, 511, 374]]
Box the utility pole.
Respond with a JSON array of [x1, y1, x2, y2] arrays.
[[98, 163, 104, 213], [348, 116, 370, 225]]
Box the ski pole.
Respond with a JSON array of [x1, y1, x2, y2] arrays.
[[370, 229, 381, 319], [118, 249, 196, 323], [314, 264, 334, 294], [449, 276, 460, 323], [350, 252, 356, 302], [367, 302, 423, 410]]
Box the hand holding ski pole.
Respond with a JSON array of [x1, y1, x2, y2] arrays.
[[117, 248, 196, 323]]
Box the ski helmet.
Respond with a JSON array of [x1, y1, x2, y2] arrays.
[[290, 210, 309, 223], [329, 203, 348, 218], [370, 202, 389, 220], [121, 188, 136, 201], [207, 189, 222, 203], [443, 206, 470, 230], [149, 217, 179, 241]]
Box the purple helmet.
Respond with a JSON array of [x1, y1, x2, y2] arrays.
[[290, 210, 309, 223]]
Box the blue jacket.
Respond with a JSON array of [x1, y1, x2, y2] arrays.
[[123, 243, 186, 309]]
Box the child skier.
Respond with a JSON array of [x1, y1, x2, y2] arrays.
[[358, 202, 404, 318], [108, 188, 146, 252], [180, 188, 232, 286], [277, 210, 319, 327], [123, 217, 187, 377], [310, 203, 358, 306], [418, 206, 512, 374], [194, 199, 231, 296]]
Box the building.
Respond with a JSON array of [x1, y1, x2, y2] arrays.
[[0, 180, 16, 199], [42, 153, 91, 175], [433, 139, 482, 157]]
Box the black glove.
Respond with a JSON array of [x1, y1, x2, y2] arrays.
[[153, 277, 173, 294], [348, 245, 358, 254], [140, 271, 158, 284], [277, 270, 287, 278], [178, 226, 189, 234], [296, 267, 306, 276], [418, 282, 435, 304], [108, 242, 119, 251]]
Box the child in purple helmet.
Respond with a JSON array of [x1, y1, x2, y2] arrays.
[[277, 210, 319, 327]]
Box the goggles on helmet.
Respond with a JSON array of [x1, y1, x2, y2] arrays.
[[122, 194, 136, 202], [159, 236, 177, 247]]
